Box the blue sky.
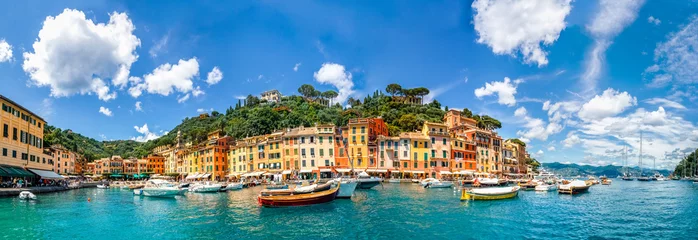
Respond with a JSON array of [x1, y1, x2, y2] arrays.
[[1, 0, 697, 169]]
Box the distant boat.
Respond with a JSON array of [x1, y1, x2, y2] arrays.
[[257, 182, 340, 207], [356, 172, 381, 189], [225, 182, 244, 191], [189, 182, 222, 193], [602, 179, 612, 185], [97, 184, 109, 189], [334, 178, 358, 198], [637, 176, 651, 181], [534, 184, 557, 192], [558, 180, 591, 194], [18, 191, 37, 200], [461, 186, 520, 200], [141, 180, 186, 197], [420, 178, 453, 188]]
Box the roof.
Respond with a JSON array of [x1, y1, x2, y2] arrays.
[[399, 132, 429, 140], [0, 94, 46, 122]]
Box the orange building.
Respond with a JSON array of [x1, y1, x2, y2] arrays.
[[346, 118, 388, 169], [200, 130, 230, 181], [146, 154, 166, 174]]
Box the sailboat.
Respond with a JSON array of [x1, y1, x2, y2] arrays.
[[637, 131, 650, 181], [621, 146, 634, 181]]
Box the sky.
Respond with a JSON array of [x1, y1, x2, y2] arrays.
[[0, 0, 697, 169]]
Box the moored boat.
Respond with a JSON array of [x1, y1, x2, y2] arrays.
[[335, 178, 358, 198], [265, 184, 289, 190], [257, 182, 340, 207], [18, 191, 37, 200], [97, 184, 109, 189], [141, 180, 185, 197], [225, 182, 244, 191], [601, 179, 612, 185], [534, 184, 557, 192], [421, 179, 453, 188], [461, 186, 520, 200], [356, 172, 381, 189], [189, 182, 223, 193], [519, 181, 538, 191], [558, 180, 591, 194], [387, 178, 401, 183]]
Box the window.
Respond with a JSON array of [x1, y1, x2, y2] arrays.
[[443, 151, 447, 158], [310, 137, 314, 143], [352, 136, 356, 142], [414, 162, 418, 168], [431, 138, 435, 144], [310, 148, 315, 156], [361, 136, 365, 143], [311, 160, 315, 167], [431, 150, 435, 158], [301, 137, 305, 143], [413, 152, 417, 160], [423, 153, 428, 161], [403, 162, 407, 168], [1, 148, 5, 156], [285, 149, 290, 155], [319, 137, 323, 143], [413, 141, 417, 148], [294, 149, 298, 155], [352, 127, 356, 134], [361, 126, 365, 133], [329, 149, 333, 156], [319, 149, 324, 156], [2, 124, 6, 138], [301, 149, 306, 156], [443, 139, 446, 145], [12, 128, 17, 140], [325, 160, 330, 166], [339, 148, 344, 157], [329, 137, 333, 143], [403, 151, 407, 157]]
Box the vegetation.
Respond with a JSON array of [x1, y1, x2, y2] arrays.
[[44, 83, 503, 162], [526, 157, 540, 172], [507, 138, 527, 147], [673, 149, 698, 177], [543, 162, 671, 178]]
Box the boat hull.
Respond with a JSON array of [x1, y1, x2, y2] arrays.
[[225, 183, 243, 190], [357, 179, 380, 189], [258, 184, 340, 207], [461, 188, 519, 201], [142, 189, 183, 197], [337, 181, 358, 198], [387, 179, 401, 183], [558, 185, 590, 194], [425, 182, 453, 188], [534, 185, 557, 192]]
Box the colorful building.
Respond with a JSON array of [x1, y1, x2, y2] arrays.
[[400, 132, 429, 178], [377, 135, 400, 175], [145, 154, 165, 174], [450, 135, 477, 172], [346, 118, 388, 170], [50, 144, 77, 175], [504, 139, 528, 174], [422, 122, 451, 178]]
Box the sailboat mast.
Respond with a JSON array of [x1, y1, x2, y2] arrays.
[[639, 131, 643, 176]]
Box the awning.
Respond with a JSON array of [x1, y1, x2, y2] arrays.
[[281, 170, 292, 175], [411, 170, 425, 174], [440, 171, 452, 175], [0, 165, 35, 178], [201, 173, 211, 178], [29, 169, 64, 180], [299, 169, 313, 173], [262, 173, 275, 176], [402, 170, 412, 173], [335, 168, 352, 173], [320, 169, 332, 173], [186, 173, 199, 180], [110, 174, 124, 178], [459, 170, 476, 175]]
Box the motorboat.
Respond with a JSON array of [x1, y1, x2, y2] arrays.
[[424, 180, 453, 188], [519, 180, 539, 191], [356, 172, 381, 189], [419, 178, 438, 187], [257, 182, 340, 207], [141, 180, 185, 197], [18, 191, 37, 200], [637, 176, 651, 181], [189, 182, 223, 193], [225, 182, 244, 191], [534, 184, 557, 192], [461, 186, 520, 200], [558, 180, 592, 194], [333, 178, 358, 198], [265, 183, 289, 190], [97, 184, 109, 189], [474, 177, 500, 187], [588, 176, 600, 185], [602, 179, 612, 185], [411, 179, 420, 183]]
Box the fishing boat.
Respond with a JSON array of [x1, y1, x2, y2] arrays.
[[189, 182, 223, 193], [257, 182, 340, 207], [225, 182, 244, 191], [334, 178, 358, 198], [558, 180, 591, 194], [534, 184, 557, 192], [474, 177, 501, 187], [141, 180, 186, 197], [461, 186, 520, 201], [356, 172, 381, 189], [18, 191, 37, 200]]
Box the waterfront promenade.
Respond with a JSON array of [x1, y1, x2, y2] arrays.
[[1, 180, 697, 239]]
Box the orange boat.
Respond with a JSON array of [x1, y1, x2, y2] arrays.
[[257, 182, 340, 207]]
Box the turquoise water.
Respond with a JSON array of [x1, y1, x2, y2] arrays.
[[2, 181, 698, 239]]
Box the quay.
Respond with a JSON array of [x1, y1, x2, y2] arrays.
[[0, 182, 98, 198]]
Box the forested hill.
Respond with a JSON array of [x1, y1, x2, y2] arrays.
[[43, 83, 505, 161], [542, 162, 671, 177]]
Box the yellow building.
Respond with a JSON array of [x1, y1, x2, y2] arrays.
[[399, 132, 430, 178], [266, 131, 284, 173], [347, 118, 388, 169], [422, 122, 451, 178], [0, 95, 54, 178]]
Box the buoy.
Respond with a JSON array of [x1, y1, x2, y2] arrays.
[[88, 197, 91, 202]]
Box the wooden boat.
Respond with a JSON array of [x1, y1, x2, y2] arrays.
[[558, 180, 591, 194], [258, 182, 340, 207], [519, 181, 538, 191], [461, 186, 520, 201]]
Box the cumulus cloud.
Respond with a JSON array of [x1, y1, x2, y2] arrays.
[[644, 17, 698, 88], [548, 146, 556, 151], [196, 108, 213, 113], [474, 77, 519, 106], [135, 101, 142, 111], [191, 86, 205, 97], [563, 132, 581, 147], [131, 123, 160, 142], [133, 58, 198, 96], [22, 9, 140, 101], [313, 63, 355, 104], [514, 107, 527, 117], [0, 39, 12, 62], [578, 88, 637, 121], [515, 106, 563, 141], [583, 0, 644, 92], [293, 63, 301, 72], [99, 106, 113, 117], [643, 98, 686, 110], [177, 94, 190, 103], [647, 16, 661, 25], [205, 66, 223, 85], [471, 0, 572, 66]]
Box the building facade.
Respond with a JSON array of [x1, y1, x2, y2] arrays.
[[0, 95, 54, 175]]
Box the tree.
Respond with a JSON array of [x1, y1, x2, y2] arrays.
[[395, 114, 422, 132], [298, 84, 316, 99], [245, 95, 261, 106], [527, 157, 541, 172], [347, 97, 361, 106], [507, 138, 527, 147], [322, 90, 338, 105], [386, 83, 403, 97], [462, 108, 473, 118], [412, 87, 430, 98]]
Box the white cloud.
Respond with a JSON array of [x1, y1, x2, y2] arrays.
[[474, 77, 519, 106], [149, 33, 169, 58], [196, 108, 213, 113], [514, 106, 527, 117], [548, 146, 556, 151], [563, 132, 581, 147], [0, 39, 12, 62], [22, 9, 140, 101], [38, 98, 53, 120], [471, 0, 572, 66], [131, 123, 161, 142], [578, 88, 637, 121], [293, 63, 301, 72], [515, 106, 563, 141], [643, 98, 686, 110], [192, 86, 205, 97], [99, 106, 113, 117], [135, 101, 142, 111], [205, 66, 223, 85], [135, 58, 199, 96], [313, 63, 355, 104], [258, 74, 263, 80], [644, 17, 698, 88], [582, 0, 644, 93], [424, 81, 461, 103], [537, 150, 544, 155], [235, 95, 246, 100], [177, 94, 190, 103], [648, 16, 661, 25]]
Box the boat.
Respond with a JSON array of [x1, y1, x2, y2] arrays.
[[356, 172, 381, 189], [334, 178, 358, 198], [421, 179, 453, 188], [534, 184, 557, 192], [637, 176, 651, 181], [18, 191, 37, 200], [128, 184, 144, 189], [519, 180, 538, 191], [588, 176, 600, 185], [189, 182, 223, 193], [225, 182, 244, 191], [257, 182, 340, 207], [97, 184, 109, 189], [411, 179, 420, 183], [265, 183, 289, 190], [141, 180, 185, 197], [474, 177, 501, 187], [601, 179, 612, 185], [558, 180, 591, 194], [461, 186, 520, 200], [621, 175, 634, 181], [387, 178, 401, 183]]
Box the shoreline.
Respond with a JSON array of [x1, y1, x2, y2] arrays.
[[0, 182, 99, 198]]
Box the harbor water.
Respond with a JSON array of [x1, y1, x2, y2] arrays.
[[2, 180, 698, 239]]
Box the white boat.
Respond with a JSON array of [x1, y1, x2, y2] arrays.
[[133, 189, 143, 195], [411, 179, 420, 183], [387, 178, 401, 183], [476, 177, 500, 186], [426, 180, 453, 188], [534, 184, 557, 192], [141, 180, 185, 197], [189, 182, 222, 193], [332, 178, 358, 198], [419, 178, 438, 187], [96, 184, 109, 189], [18, 191, 37, 200], [225, 182, 244, 190], [356, 172, 381, 189]]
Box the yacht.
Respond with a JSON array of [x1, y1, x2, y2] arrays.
[[333, 178, 358, 198], [189, 182, 223, 193], [140, 180, 186, 197], [420, 178, 453, 188], [224, 182, 244, 191], [356, 172, 381, 189]]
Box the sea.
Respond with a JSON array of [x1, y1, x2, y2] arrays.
[[1, 180, 697, 240]]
